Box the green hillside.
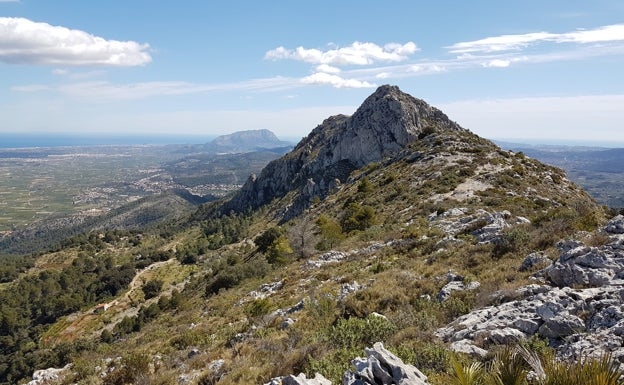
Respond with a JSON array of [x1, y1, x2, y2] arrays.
[[0, 86, 615, 385]]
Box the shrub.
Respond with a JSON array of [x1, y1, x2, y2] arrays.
[[329, 314, 396, 350], [245, 298, 275, 320], [255, 227, 284, 253], [205, 259, 271, 295], [265, 235, 293, 266], [307, 348, 361, 384], [141, 279, 163, 299], [492, 226, 531, 258], [103, 353, 151, 385], [393, 342, 450, 374], [316, 214, 344, 251], [357, 177, 374, 193], [100, 329, 113, 343], [342, 203, 376, 233]]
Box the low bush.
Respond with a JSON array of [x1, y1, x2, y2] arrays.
[[205, 258, 271, 295]]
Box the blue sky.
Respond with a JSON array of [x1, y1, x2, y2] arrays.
[[1, 0, 623, 145]]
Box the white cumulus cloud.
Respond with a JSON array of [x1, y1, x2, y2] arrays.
[[265, 41, 416, 88], [301, 73, 375, 88], [265, 41, 418, 66], [558, 24, 624, 43], [0, 17, 151, 66], [483, 59, 511, 68], [407, 64, 446, 73], [447, 23, 624, 54], [316, 64, 341, 74]]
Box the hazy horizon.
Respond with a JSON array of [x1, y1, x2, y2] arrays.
[[0, 1, 622, 144], [1, 131, 623, 150]]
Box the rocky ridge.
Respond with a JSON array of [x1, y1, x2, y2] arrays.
[[223, 85, 465, 217]]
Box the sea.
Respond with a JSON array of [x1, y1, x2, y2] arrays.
[[0, 133, 217, 149], [1, 133, 620, 150]]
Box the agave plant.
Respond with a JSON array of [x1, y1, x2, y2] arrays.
[[488, 346, 528, 385], [506, 346, 624, 385], [572, 354, 624, 385], [449, 355, 484, 385], [447, 345, 624, 385]]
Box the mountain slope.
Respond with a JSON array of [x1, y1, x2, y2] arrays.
[[0, 190, 199, 255], [2, 85, 612, 385]]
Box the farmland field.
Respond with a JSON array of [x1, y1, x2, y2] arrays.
[[0, 146, 178, 231], [0, 143, 286, 233]]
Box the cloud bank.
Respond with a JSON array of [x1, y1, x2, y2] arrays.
[[266, 41, 418, 88], [265, 41, 418, 66], [301, 73, 374, 88], [447, 24, 624, 53], [12, 76, 299, 101], [0, 17, 151, 66], [262, 24, 624, 89]]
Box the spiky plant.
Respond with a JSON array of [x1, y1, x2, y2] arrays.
[[488, 346, 528, 385], [576, 354, 624, 385], [449, 355, 484, 385], [514, 346, 624, 385], [518, 345, 546, 383]]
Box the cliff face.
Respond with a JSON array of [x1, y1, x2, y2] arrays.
[[223, 85, 465, 216]]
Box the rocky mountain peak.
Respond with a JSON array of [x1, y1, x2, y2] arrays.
[[212, 129, 281, 147], [204, 129, 293, 153], [334, 84, 464, 165], [222, 85, 468, 217]]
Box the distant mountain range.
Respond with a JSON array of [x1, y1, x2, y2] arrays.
[[200, 129, 294, 153], [496, 141, 624, 209]]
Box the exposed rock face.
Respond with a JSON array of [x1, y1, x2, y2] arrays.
[[223, 85, 465, 218], [606, 215, 624, 234], [264, 372, 332, 385], [429, 208, 531, 245], [265, 343, 428, 385], [544, 233, 624, 288], [519, 252, 552, 272], [26, 365, 71, 385], [437, 279, 480, 302], [437, 215, 624, 364], [344, 342, 429, 385]]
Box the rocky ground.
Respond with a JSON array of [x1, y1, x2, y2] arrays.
[[437, 215, 624, 364]]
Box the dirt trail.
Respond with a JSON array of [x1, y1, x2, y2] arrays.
[[42, 259, 177, 345]]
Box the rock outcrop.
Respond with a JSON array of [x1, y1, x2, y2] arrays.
[[344, 342, 429, 385], [26, 365, 71, 385], [429, 208, 531, 245], [264, 372, 332, 385], [437, 215, 624, 363], [223, 85, 465, 218], [264, 342, 428, 385]]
